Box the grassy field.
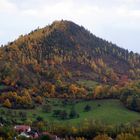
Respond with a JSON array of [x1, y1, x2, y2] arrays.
[[1, 99, 140, 126], [38, 99, 140, 125]]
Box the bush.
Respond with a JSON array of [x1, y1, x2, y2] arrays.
[[36, 116, 44, 122], [53, 109, 68, 120], [69, 107, 79, 119], [42, 104, 52, 113], [59, 110, 68, 120], [84, 105, 91, 112], [53, 109, 61, 117]]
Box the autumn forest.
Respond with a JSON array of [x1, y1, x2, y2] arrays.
[[0, 20, 140, 140]]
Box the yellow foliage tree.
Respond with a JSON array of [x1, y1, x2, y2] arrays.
[[93, 134, 111, 140], [69, 84, 78, 94], [35, 96, 43, 104], [3, 99, 12, 108], [116, 133, 139, 140], [94, 85, 104, 98]]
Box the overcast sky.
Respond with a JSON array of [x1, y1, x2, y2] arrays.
[[0, 0, 140, 53]]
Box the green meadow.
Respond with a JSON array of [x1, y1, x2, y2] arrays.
[[1, 99, 140, 126]]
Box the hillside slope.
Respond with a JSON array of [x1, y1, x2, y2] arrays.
[[0, 20, 140, 86]]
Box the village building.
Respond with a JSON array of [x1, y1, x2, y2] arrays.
[[14, 125, 31, 133]]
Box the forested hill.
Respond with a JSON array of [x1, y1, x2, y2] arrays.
[[0, 20, 140, 88]]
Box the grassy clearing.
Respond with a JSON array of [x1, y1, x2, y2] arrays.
[[1, 99, 140, 126], [76, 80, 99, 89]]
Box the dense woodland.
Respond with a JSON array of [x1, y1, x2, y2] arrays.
[[0, 20, 140, 110]]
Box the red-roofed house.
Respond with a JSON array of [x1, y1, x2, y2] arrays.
[[14, 125, 31, 133]]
